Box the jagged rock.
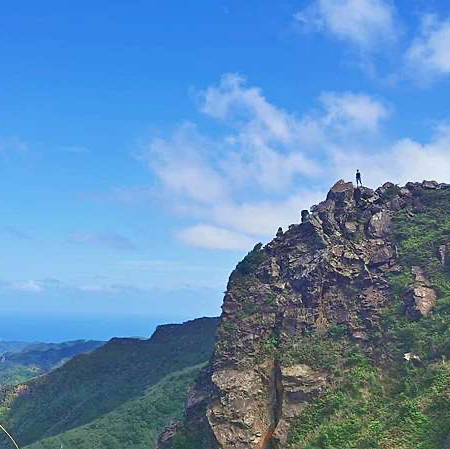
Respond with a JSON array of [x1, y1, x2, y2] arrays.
[[405, 266, 437, 319], [271, 364, 328, 448], [159, 180, 446, 449], [405, 181, 421, 192], [300, 210, 309, 223], [376, 182, 397, 197], [344, 221, 357, 235], [422, 180, 439, 189], [327, 180, 355, 208], [369, 242, 395, 266], [368, 211, 391, 238], [207, 362, 276, 449]]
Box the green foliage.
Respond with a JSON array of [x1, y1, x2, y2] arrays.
[[287, 357, 450, 449], [327, 323, 349, 339], [0, 318, 218, 447], [287, 190, 450, 448], [279, 336, 345, 373], [233, 243, 266, 277], [23, 365, 203, 449], [379, 184, 401, 202], [170, 422, 214, 449], [260, 336, 279, 357], [382, 189, 450, 362], [0, 340, 104, 387]]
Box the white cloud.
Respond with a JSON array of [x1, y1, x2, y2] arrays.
[[210, 193, 325, 237], [177, 224, 256, 251], [405, 14, 450, 81], [295, 0, 398, 51], [140, 123, 228, 205], [320, 92, 390, 132], [330, 123, 450, 186], [138, 74, 450, 251]]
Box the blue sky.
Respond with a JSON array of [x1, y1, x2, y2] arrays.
[[1, 0, 450, 341]]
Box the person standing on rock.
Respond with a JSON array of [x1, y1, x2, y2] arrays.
[[356, 169, 363, 187]]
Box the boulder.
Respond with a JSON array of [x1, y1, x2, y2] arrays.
[[422, 180, 439, 189], [327, 180, 355, 208]]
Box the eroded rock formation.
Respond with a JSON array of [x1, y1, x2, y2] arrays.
[[157, 180, 449, 449]]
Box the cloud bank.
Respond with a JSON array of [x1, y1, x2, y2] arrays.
[[138, 74, 450, 251]]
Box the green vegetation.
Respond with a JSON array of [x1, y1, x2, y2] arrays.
[[279, 335, 346, 373], [0, 364, 40, 386], [287, 358, 450, 449], [382, 188, 450, 362], [0, 340, 104, 387], [0, 318, 218, 449], [0, 341, 33, 355], [24, 365, 203, 449], [233, 243, 266, 277], [287, 188, 450, 449]]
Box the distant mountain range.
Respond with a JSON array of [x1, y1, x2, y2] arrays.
[[0, 339, 105, 386], [0, 341, 35, 355]]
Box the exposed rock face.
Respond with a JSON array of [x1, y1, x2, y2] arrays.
[[405, 266, 437, 319], [271, 364, 328, 448], [158, 180, 446, 449]]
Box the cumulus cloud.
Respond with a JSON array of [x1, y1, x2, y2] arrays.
[[320, 91, 390, 132], [331, 124, 450, 186], [69, 232, 137, 251], [138, 74, 450, 251], [405, 14, 450, 82], [294, 0, 399, 51], [177, 224, 256, 251], [141, 123, 228, 205]]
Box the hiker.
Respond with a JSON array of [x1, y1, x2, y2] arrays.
[[356, 169, 362, 187]]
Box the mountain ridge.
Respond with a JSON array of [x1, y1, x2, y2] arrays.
[[0, 317, 219, 449]]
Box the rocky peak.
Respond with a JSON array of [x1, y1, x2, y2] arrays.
[[158, 180, 450, 449]]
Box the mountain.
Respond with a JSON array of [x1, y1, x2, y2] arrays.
[[158, 180, 450, 449], [0, 317, 219, 449], [0, 340, 104, 386], [0, 341, 35, 356], [24, 364, 203, 449]]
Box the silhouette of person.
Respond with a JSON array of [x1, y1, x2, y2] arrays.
[[356, 169, 362, 187]]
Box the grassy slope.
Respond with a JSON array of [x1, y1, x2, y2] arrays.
[[24, 364, 204, 449], [286, 188, 450, 449], [0, 317, 218, 447]]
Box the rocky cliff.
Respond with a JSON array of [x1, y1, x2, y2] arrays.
[[158, 180, 450, 449]]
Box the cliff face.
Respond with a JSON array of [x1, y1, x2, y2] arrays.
[[159, 180, 450, 449]]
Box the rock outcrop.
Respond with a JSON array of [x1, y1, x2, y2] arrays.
[[158, 180, 448, 449], [405, 266, 437, 319]]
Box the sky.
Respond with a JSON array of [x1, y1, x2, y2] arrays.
[[1, 0, 450, 341]]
